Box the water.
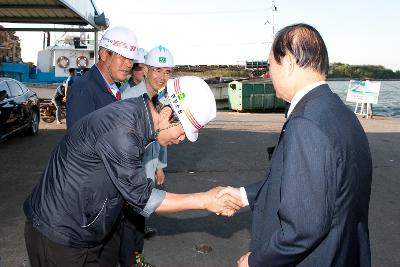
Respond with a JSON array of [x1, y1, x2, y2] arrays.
[[328, 80, 400, 118]]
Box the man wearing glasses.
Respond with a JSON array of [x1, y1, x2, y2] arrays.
[[24, 76, 242, 267], [122, 45, 174, 187], [65, 26, 139, 266], [120, 45, 174, 267]]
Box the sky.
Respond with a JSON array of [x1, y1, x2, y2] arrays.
[[4, 0, 400, 71]]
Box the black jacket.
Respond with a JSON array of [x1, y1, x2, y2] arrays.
[[24, 96, 157, 248], [52, 85, 65, 102]]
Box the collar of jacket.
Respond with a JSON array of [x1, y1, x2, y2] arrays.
[[141, 93, 157, 142], [135, 80, 148, 97], [287, 83, 332, 120], [92, 64, 118, 96]]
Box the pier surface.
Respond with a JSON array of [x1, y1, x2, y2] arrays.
[[0, 112, 399, 266]]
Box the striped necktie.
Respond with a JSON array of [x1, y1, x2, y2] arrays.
[[115, 90, 121, 100]]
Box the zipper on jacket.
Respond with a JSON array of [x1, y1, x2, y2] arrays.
[[81, 198, 107, 228]]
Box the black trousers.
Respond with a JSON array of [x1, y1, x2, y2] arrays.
[[118, 205, 145, 267], [98, 204, 146, 267], [25, 209, 145, 267], [24, 222, 103, 267]]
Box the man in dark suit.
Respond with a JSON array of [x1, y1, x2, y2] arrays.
[[218, 23, 372, 266]]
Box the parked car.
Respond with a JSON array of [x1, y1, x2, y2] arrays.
[[0, 78, 40, 142]]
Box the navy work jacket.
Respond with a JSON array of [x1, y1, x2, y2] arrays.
[[66, 65, 117, 129], [24, 96, 159, 248]]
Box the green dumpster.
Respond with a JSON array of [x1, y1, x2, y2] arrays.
[[228, 79, 285, 112]]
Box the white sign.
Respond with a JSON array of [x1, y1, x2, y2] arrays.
[[346, 80, 381, 104]]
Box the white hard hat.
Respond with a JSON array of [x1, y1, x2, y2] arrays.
[[134, 48, 148, 64], [99, 26, 138, 59], [145, 45, 174, 68], [166, 76, 216, 142]]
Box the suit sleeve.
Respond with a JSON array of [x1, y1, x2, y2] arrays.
[[244, 180, 267, 210], [249, 117, 336, 266], [94, 128, 164, 217]]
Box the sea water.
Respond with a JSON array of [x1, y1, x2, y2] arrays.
[[328, 80, 400, 118]]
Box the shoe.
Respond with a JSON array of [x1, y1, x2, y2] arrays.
[[144, 227, 157, 238], [133, 253, 155, 267]]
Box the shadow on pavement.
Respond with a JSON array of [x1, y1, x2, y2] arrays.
[[150, 210, 251, 239]]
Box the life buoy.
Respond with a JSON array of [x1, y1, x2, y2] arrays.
[[56, 56, 69, 68], [76, 56, 89, 68]]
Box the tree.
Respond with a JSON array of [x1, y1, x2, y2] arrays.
[[329, 63, 400, 79]]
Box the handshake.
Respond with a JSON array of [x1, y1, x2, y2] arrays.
[[201, 186, 244, 217], [156, 186, 245, 216]]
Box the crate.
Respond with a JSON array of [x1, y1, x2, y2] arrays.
[[228, 79, 285, 111]]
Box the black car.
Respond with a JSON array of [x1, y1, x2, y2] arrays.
[[0, 78, 40, 142]]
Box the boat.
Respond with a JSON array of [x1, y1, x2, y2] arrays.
[[0, 32, 95, 86]]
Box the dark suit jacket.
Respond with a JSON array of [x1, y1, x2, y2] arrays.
[[66, 65, 117, 129], [245, 84, 372, 267]]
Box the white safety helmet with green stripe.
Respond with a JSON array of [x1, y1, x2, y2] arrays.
[[165, 76, 216, 142], [145, 45, 174, 68]]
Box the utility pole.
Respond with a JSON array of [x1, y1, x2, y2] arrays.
[[265, 1, 278, 41], [263, 1, 278, 71], [271, 0, 278, 39]]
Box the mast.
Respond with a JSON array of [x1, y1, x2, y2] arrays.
[[265, 1, 278, 41], [271, 0, 277, 39]]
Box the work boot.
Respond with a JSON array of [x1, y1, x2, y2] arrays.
[[133, 253, 155, 267], [144, 227, 157, 239]]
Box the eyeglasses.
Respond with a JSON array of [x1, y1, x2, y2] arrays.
[[154, 121, 181, 138], [148, 67, 172, 78]]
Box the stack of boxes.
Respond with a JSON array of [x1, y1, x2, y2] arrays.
[[0, 26, 22, 63]]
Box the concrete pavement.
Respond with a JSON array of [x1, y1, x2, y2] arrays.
[[0, 112, 399, 266]]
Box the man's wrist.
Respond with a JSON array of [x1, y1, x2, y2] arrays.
[[194, 192, 207, 210]]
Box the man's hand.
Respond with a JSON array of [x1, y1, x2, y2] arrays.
[[216, 186, 242, 204], [237, 252, 251, 267], [200, 187, 243, 216], [155, 187, 243, 215], [215, 186, 244, 216], [155, 168, 166, 185]]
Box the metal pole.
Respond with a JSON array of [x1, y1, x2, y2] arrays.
[[94, 30, 98, 64], [272, 0, 275, 38], [46, 32, 50, 47], [271, 0, 277, 39]]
